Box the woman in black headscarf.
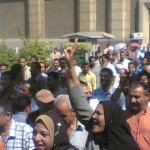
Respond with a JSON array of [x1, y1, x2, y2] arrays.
[[88, 101, 140, 150], [33, 111, 78, 150]]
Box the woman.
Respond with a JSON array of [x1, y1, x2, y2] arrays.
[[33, 111, 78, 150], [88, 101, 140, 150]]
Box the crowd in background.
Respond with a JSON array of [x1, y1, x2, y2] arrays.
[[0, 42, 149, 150]]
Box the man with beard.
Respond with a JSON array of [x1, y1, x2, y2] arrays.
[[126, 82, 150, 150], [92, 68, 126, 110]]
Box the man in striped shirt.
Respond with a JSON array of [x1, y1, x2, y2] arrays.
[[0, 102, 35, 150]]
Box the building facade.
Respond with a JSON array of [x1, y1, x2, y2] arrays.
[[0, 0, 150, 47]]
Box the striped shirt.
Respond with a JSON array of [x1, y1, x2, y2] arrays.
[[1, 119, 35, 150]]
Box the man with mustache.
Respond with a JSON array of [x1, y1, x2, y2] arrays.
[[126, 82, 150, 150]]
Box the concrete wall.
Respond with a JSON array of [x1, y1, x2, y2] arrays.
[[0, 1, 25, 39], [45, 0, 74, 38]]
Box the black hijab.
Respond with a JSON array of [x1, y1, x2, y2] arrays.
[[88, 101, 140, 150]]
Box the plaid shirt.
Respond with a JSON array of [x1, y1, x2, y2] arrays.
[[1, 119, 35, 150]]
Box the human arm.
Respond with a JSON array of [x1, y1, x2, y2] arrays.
[[64, 39, 93, 125]]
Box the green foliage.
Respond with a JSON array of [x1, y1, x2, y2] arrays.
[[0, 44, 18, 69], [19, 38, 53, 63], [63, 42, 92, 66], [63, 42, 92, 55], [18, 29, 53, 63]]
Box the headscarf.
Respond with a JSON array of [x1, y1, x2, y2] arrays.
[[36, 111, 75, 150], [87, 101, 140, 150]]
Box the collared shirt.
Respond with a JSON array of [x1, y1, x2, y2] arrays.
[[116, 58, 131, 70], [12, 112, 28, 123], [1, 119, 35, 150], [126, 106, 150, 150], [79, 71, 96, 91], [23, 65, 31, 80], [92, 87, 126, 110], [70, 121, 88, 150]]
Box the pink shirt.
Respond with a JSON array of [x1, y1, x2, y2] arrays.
[[126, 106, 150, 150]]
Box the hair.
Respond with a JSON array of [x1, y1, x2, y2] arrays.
[[31, 55, 38, 61], [10, 64, 23, 80], [128, 62, 135, 67], [0, 102, 13, 115], [0, 63, 8, 68], [138, 70, 150, 78], [59, 57, 65, 61], [80, 80, 88, 86], [31, 62, 41, 70], [129, 82, 149, 94], [2, 71, 11, 77], [101, 68, 113, 77], [89, 56, 96, 62], [48, 71, 60, 81], [19, 56, 26, 61], [102, 54, 110, 61], [82, 62, 90, 66], [120, 52, 127, 55], [54, 59, 59, 62], [13, 95, 31, 112], [119, 68, 128, 74]]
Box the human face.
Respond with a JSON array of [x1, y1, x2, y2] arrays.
[[2, 74, 11, 90], [56, 105, 75, 128], [31, 58, 37, 63], [92, 104, 105, 133], [40, 63, 45, 73], [0, 66, 7, 73], [100, 71, 112, 86], [47, 75, 57, 90], [20, 83, 30, 96], [33, 122, 52, 150], [127, 87, 148, 114], [101, 56, 108, 64], [89, 58, 96, 66], [59, 60, 66, 69], [60, 69, 67, 78], [19, 58, 26, 68], [54, 60, 60, 70], [128, 64, 135, 73], [140, 75, 148, 85], [0, 107, 11, 128], [83, 65, 90, 74], [118, 69, 126, 77], [120, 53, 126, 61], [145, 65, 150, 73], [44, 59, 50, 67], [82, 85, 92, 102]]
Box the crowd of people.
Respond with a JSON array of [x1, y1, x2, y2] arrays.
[[0, 41, 149, 150]]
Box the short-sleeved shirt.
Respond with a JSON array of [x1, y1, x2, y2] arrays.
[[79, 71, 96, 91], [1, 119, 35, 150], [92, 87, 126, 110]]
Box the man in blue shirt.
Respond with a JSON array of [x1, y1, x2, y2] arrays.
[[93, 68, 126, 110]]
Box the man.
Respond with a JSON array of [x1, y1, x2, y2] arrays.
[[26, 89, 56, 126], [80, 81, 99, 110], [93, 68, 126, 110], [0, 102, 35, 150], [60, 69, 68, 89], [12, 95, 31, 123], [79, 62, 96, 91], [59, 57, 67, 69], [47, 71, 68, 98], [55, 95, 88, 150], [74, 58, 82, 76], [118, 68, 128, 78], [44, 57, 54, 74], [29, 62, 47, 92], [0, 64, 8, 73], [116, 52, 131, 71], [54, 59, 61, 72], [40, 62, 48, 78], [19, 56, 31, 80], [89, 56, 101, 88], [20, 81, 39, 112], [126, 82, 150, 150], [50, 48, 61, 60], [31, 55, 38, 63]]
